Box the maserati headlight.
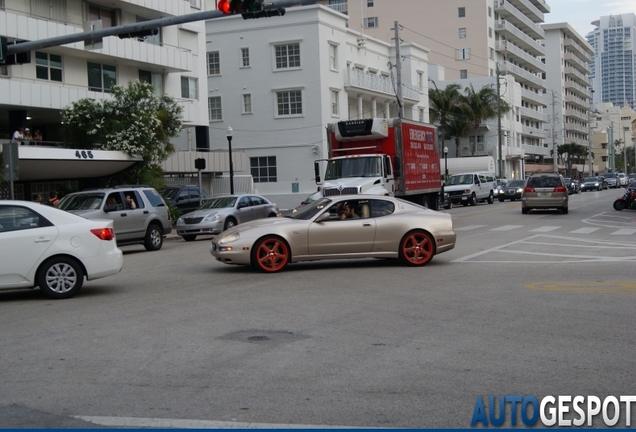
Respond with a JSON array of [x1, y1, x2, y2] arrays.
[[218, 232, 240, 244], [204, 213, 221, 222]]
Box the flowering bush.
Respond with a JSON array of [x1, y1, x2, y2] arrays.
[[61, 80, 183, 185]]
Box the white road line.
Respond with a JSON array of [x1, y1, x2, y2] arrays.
[[529, 226, 560, 232], [454, 224, 488, 231], [488, 225, 523, 231], [74, 416, 366, 429], [570, 227, 601, 234], [611, 229, 636, 235]]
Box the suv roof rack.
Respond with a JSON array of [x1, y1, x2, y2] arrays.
[[113, 184, 150, 189]]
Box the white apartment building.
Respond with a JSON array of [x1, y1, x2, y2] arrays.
[[542, 23, 594, 149], [587, 14, 636, 111], [0, 0, 209, 178], [203, 4, 430, 209], [317, 0, 552, 173]]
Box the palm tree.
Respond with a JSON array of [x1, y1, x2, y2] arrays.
[[429, 82, 463, 154], [446, 112, 473, 157], [558, 143, 588, 177], [463, 84, 511, 156]]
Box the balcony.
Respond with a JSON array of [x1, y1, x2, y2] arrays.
[[346, 68, 420, 102], [92, 0, 197, 17], [495, 20, 545, 57], [564, 122, 589, 134], [564, 38, 592, 62], [564, 81, 591, 100], [521, 125, 548, 139], [520, 106, 547, 122], [521, 88, 548, 106], [326, 2, 347, 14], [503, 61, 544, 87], [493, 1, 545, 40], [505, 0, 547, 22], [564, 52, 592, 74], [564, 108, 588, 122], [564, 66, 590, 87], [0, 10, 194, 73], [495, 41, 544, 73]]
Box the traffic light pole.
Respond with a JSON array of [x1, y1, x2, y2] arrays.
[[5, 0, 318, 56]]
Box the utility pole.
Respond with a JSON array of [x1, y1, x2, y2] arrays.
[[496, 63, 503, 179], [587, 109, 593, 176], [608, 121, 614, 173], [393, 21, 403, 119], [551, 90, 557, 174]]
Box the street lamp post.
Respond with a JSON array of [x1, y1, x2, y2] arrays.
[[443, 146, 449, 183], [226, 126, 234, 195]]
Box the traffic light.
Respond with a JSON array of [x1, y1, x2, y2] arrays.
[[3, 40, 31, 65], [217, 0, 285, 19], [118, 28, 159, 39]]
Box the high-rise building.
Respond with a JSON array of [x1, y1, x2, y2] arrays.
[[542, 23, 594, 150], [586, 13, 636, 111]]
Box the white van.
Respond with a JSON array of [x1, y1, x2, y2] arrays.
[[445, 172, 496, 206]]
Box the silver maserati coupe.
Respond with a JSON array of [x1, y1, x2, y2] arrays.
[[210, 195, 456, 273]]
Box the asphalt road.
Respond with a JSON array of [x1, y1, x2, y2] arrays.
[[1, 188, 635, 428]]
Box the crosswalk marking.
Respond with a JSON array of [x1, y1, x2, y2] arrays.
[[489, 225, 523, 231], [529, 226, 560, 232], [569, 227, 602, 234], [454, 225, 487, 231], [610, 229, 636, 236]]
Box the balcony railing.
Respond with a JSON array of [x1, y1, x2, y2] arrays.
[[495, 20, 545, 56], [493, 1, 544, 40], [346, 68, 420, 101], [495, 41, 544, 73]]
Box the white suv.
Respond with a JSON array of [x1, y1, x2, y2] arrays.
[[445, 172, 496, 206], [56, 186, 172, 251]]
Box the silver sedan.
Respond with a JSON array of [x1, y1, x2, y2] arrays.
[[210, 195, 456, 273], [176, 194, 279, 241]]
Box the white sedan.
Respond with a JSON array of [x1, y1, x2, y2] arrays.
[[0, 200, 123, 299]]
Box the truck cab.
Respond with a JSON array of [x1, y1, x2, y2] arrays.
[[316, 154, 395, 197]]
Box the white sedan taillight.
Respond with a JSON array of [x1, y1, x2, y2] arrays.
[[91, 228, 115, 241]]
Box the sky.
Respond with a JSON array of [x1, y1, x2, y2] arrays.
[[543, 0, 636, 38]]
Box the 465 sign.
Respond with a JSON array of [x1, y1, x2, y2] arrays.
[[75, 150, 94, 159]]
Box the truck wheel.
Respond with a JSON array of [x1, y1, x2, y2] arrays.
[[498, 197, 505, 202], [487, 191, 494, 204], [469, 193, 477, 206]]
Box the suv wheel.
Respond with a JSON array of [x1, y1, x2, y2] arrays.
[[562, 206, 568, 214], [144, 223, 163, 251]]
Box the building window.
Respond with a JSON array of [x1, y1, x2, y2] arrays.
[[459, 28, 466, 39], [458, 48, 470, 60], [276, 90, 302, 116], [250, 156, 277, 183], [275, 43, 300, 69], [35, 52, 62, 82], [488, 6, 492, 17], [419, 108, 425, 123], [417, 71, 424, 92], [489, 27, 492, 38], [87, 62, 116, 93], [460, 69, 468, 79], [364, 17, 378, 28], [489, 48, 495, 60], [208, 96, 222, 121], [181, 77, 198, 99], [241, 48, 250, 67], [242, 94, 252, 114], [329, 43, 338, 70], [89, 4, 115, 28], [331, 90, 339, 115], [31, 0, 66, 21], [458, 7, 465, 17], [207, 51, 220, 75], [367, 0, 373, 6]]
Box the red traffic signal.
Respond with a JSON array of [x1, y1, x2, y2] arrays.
[[218, 0, 245, 14]]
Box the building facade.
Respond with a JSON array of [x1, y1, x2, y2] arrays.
[[586, 13, 636, 112], [542, 23, 594, 149], [317, 0, 552, 171], [0, 0, 209, 159], [590, 102, 636, 173], [204, 4, 430, 209]]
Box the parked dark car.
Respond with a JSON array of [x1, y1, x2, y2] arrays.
[[161, 185, 209, 214], [581, 177, 602, 192]]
